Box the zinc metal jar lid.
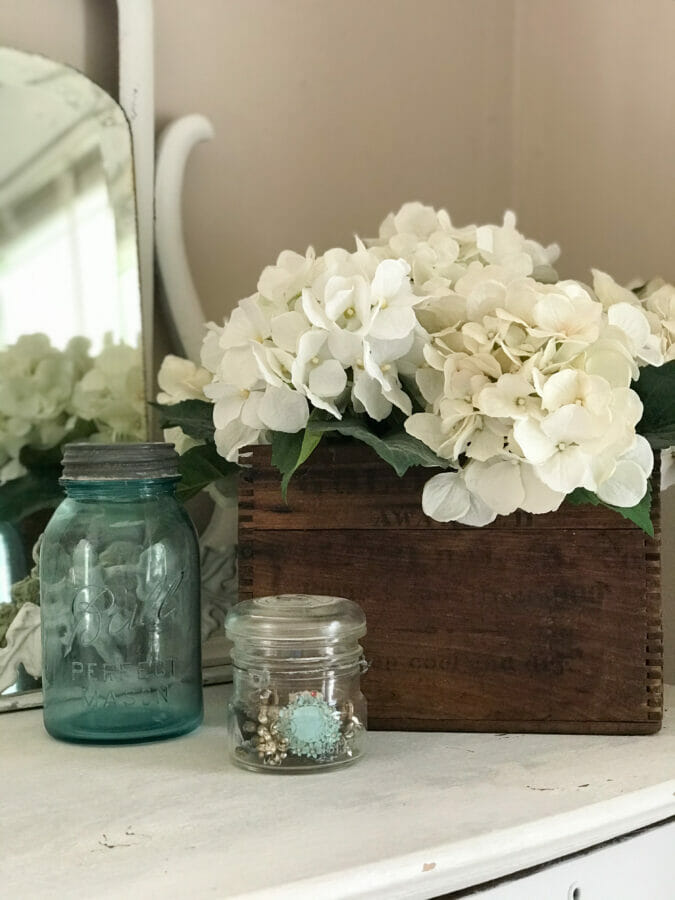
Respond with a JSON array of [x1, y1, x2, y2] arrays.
[[225, 594, 367, 643], [61, 442, 180, 481]]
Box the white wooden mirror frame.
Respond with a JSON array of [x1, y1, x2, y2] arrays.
[[117, 0, 210, 377]]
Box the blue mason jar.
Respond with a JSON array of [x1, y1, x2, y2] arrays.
[[40, 443, 203, 743]]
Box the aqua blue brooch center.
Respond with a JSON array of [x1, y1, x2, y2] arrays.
[[275, 691, 341, 759]]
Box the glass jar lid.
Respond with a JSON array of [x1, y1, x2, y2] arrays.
[[225, 594, 366, 643], [61, 442, 179, 481]]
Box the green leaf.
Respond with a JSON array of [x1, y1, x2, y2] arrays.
[[633, 360, 675, 449], [270, 429, 323, 502], [566, 482, 654, 537], [153, 400, 216, 442], [306, 417, 450, 477], [19, 418, 97, 470], [282, 429, 323, 500], [566, 487, 601, 507], [0, 470, 64, 524], [175, 443, 239, 502]]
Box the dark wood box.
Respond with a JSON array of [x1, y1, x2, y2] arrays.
[[238, 444, 663, 734]]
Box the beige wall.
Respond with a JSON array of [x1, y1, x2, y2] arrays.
[[154, 0, 515, 320], [512, 0, 675, 285], [2, 0, 674, 676]]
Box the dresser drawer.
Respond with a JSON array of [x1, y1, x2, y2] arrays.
[[467, 818, 675, 899]]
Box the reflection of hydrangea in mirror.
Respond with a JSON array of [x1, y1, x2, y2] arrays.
[[0, 333, 144, 485]]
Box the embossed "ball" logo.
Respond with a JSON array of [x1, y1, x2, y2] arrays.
[[65, 569, 184, 651]]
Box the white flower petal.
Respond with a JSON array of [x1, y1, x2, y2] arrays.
[[367, 332, 415, 364], [308, 360, 347, 399], [622, 434, 654, 477], [421, 472, 471, 522], [537, 446, 591, 493], [541, 369, 586, 411], [325, 280, 357, 321], [211, 390, 245, 429], [200, 323, 224, 372], [214, 419, 262, 462], [257, 386, 309, 433], [416, 368, 444, 405], [369, 306, 417, 341], [371, 258, 409, 297], [250, 343, 285, 387], [352, 370, 391, 421], [327, 329, 363, 366], [404, 413, 445, 453], [596, 460, 648, 508], [513, 419, 556, 464], [301, 288, 331, 329], [240, 392, 264, 428], [296, 329, 329, 362], [218, 345, 262, 390], [270, 311, 309, 353], [519, 464, 565, 514], [465, 422, 506, 461], [464, 459, 524, 516], [157, 354, 210, 403], [541, 405, 597, 444], [455, 494, 498, 527], [607, 302, 651, 353]]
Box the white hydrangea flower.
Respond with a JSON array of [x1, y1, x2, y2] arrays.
[[402, 233, 658, 524], [257, 247, 320, 306], [0, 333, 147, 484], [0, 333, 94, 482], [299, 256, 425, 420], [187, 201, 670, 526], [157, 355, 211, 404], [421, 468, 497, 527], [593, 269, 669, 365], [71, 340, 145, 442], [642, 281, 675, 361], [476, 211, 560, 281]]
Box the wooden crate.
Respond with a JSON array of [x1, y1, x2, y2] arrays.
[[238, 443, 663, 734]]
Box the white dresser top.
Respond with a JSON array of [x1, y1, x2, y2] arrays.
[[3, 685, 675, 899]]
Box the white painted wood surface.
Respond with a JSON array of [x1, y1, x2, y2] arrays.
[[3, 686, 675, 899]]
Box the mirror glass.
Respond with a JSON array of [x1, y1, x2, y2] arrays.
[[0, 47, 144, 710]]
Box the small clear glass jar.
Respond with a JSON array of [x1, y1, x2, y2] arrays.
[[40, 443, 203, 743], [225, 594, 367, 773]]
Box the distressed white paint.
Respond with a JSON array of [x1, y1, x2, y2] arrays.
[[4, 685, 675, 899]]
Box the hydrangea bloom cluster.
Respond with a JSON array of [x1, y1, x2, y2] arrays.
[[71, 338, 145, 444], [158, 203, 675, 525], [194, 242, 428, 463], [0, 334, 144, 484]]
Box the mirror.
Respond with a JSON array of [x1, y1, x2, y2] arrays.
[[0, 47, 144, 710]]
